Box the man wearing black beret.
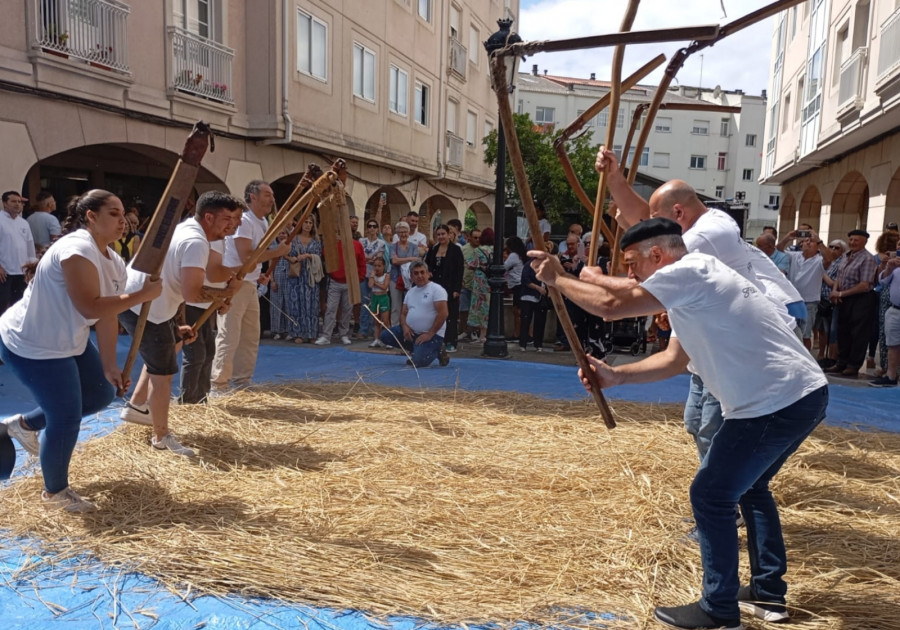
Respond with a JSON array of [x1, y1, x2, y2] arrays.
[[528, 218, 828, 630], [823, 229, 878, 377]]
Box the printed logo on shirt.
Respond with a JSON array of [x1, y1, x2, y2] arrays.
[[741, 286, 759, 298]]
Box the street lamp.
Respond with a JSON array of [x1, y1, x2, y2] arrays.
[[482, 18, 521, 359]]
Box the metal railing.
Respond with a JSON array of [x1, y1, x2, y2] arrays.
[[34, 0, 130, 73], [446, 131, 464, 168], [168, 25, 234, 104], [449, 37, 467, 79], [838, 47, 867, 111], [877, 6, 900, 82]]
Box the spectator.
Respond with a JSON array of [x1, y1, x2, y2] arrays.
[[756, 233, 790, 276], [315, 234, 365, 345], [0, 191, 36, 315], [367, 257, 391, 348], [504, 236, 526, 340], [526, 200, 551, 250], [871, 254, 900, 386], [868, 230, 900, 374], [466, 227, 493, 343], [817, 240, 847, 367], [393, 211, 428, 255], [425, 224, 464, 352], [268, 227, 295, 340], [26, 191, 62, 252], [378, 261, 449, 367], [554, 234, 587, 352], [447, 218, 465, 245], [518, 259, 549, 352], [389, 221, 421, 327], [762, 225, 777, 238], [288, 216, 323, 343], [458, 228, 481, 340], [359, 218, 387, 339], [777, 229, 836, 350], [113, 210, 142, 263]]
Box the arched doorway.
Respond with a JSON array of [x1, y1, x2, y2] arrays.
[[418, 194, 457, 237], [778, 193, 797, 234], [830, 171, 869, 237], [362, 187, 411, 228], [467, 201, 492, 231], [885, 164, 900, 229], [798, 186, 823, 236]]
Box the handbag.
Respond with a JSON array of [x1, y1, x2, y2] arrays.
[[288, 259, 302, 278]]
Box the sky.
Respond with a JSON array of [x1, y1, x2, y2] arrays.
[[516, 0, 780, 97]]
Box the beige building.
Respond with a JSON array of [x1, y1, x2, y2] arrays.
[[0, 0, 520, 227], [762, 0, 900, 247]]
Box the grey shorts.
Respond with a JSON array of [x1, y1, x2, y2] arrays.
[[885, 306, 900, 347], [118, 309, 179, 376], [801, 301, 818, 339], [459, 288, 472, 312]]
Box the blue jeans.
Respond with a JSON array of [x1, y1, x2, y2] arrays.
[[379, 326, 443, 367], [692, 385, 828, 620], [0, 338, 115, 494], [683, 373, 724, 462], [359, 281, 374, 337]]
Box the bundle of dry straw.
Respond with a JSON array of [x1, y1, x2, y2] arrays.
[[1, 383, 898, 628]]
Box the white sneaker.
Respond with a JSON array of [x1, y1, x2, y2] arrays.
[[151, 433, 197, 458], [314, 336, 331, 345], [42, 487, 96, 513], [369, 339, 383, 348], [536, 347, 544, 353], [120, 401, 153, 426], [3, 414, 40, 457], [519, 346, 527, 352], [340, 336, 352, 345]]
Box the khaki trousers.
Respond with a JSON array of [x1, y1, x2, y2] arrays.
[[211, 281, 260, 390]]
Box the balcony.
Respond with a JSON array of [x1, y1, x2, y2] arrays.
[[33, 0, 130, 73], [837, 47, 867, 115], [168, 26, 234, 105], [876, 6, 900, 88], [446, 131, 464, 169], [449, 37, 467, 80]]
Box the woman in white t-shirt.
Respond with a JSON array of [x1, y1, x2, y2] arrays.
[[0, 190, 161, 512]]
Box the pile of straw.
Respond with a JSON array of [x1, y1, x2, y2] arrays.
[[1, 383, 898, 628]]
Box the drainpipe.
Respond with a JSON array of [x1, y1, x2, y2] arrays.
[[427, 4, 448, 187], [262, 0, 293, 145]]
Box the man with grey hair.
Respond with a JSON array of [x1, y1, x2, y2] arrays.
[[210, 180, 290, 395], [755, 232, 790, 276], [529, 217, 827, 630], [26, 190, 61, 252]]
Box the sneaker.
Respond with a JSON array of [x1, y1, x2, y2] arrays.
[[340, 336, 352, 345], [737, 585, 789, 623], [151, 433, 197, 458], [535, 347, 543, 352], [458, 332, 470, 341], [438, 348, 450, 366], [869, 375, 898, 387], [519, 345, 527, 352], [654, 601, 743, 630], [120, 401, 153, 426], [314, 336, 331, 345], [42, 487, 97, 513], [3, 414, 40, 457], [445, 344, 457, 353], [369, 339, 382, 348]]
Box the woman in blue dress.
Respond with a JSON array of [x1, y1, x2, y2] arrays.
[[289, 217, 322, 343]]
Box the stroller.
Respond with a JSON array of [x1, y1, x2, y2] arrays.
[[607, 316, 647, 356]]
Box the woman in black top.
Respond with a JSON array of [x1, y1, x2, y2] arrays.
[[425, 224, 464, 352]]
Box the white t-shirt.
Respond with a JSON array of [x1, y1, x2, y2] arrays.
[[0, 229, 126, 359], [224, 210, 268, 283], [785, 250, 826, 302], [188, 238, 226, 309], [404, 281, 448, 337], [393, 230, 428, 250], [504, 252, 523, 287], [0, 210, 37, 275], [684, 209, 799, 327], [641, 253, 827, 419], [126, 218, 209, 324]]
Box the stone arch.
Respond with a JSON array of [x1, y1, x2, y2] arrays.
[[361, 186, 411, 228], [418, 194, 457, 227], [23, 143, 226, 220], [830, 171, 869, 236], [885, 164, 900, 228], [467, 201, 492, 230], [778, 193, 797, 234], [798, 186, 822, 235]]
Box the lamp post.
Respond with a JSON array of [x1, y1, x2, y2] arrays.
[[482, 18, 521, 359]]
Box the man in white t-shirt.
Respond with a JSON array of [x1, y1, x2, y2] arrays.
[[378, 261, 450, 367], [777, 228, 837, 350], [210, 180, 290, 395], [393, 210, 428, 255], [529, 217, 828, 630], [0, 191, 37, 315], [119, 192, 243, 457]]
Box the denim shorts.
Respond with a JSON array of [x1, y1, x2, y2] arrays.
[[459, 288, 472, 311], [118, 309, 179, 376], [885, 306, 900, 346]]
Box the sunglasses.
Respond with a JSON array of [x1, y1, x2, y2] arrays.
[[367, 224, 378, 228], [829, 245, 841, 249]]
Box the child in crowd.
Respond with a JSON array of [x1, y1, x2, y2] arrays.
[[368, 257, 391, 348]]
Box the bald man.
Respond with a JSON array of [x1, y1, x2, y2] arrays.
[[755, 233, 790, 276]]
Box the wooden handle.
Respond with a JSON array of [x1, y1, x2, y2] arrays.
[[118, 295, 153, 397]]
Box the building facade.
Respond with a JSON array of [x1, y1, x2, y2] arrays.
[[515, 68, 781, 235], [0, 0, 520, 227], [762, 0, 900, 247]]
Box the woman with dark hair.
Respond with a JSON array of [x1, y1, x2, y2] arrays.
[[504, 236, 526, 340], [289, 216, 322, 343], [466, 226, 493, 343], [0, 190, 161, 511], [425, 224, 464, 352]]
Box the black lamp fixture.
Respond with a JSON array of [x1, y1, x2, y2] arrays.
[[482, 18, 522, 359]]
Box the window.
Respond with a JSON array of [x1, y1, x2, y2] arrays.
[[414, 82, 429, 125], [692, 119, 709, 135], [715, 186, 725, 198], [795, 78, 804, 121], [466, 111, 477, 146], [745, 134, 757, 147], [484, 120, 494, 144], [389, 65, 408, 115], [742, 168, 754, 181], [616, 111, 624, 128], [449, 5, 460, 38], [720, 118, 730, 136], [576, 110, 594, 127], [517, 99, 523, 115], [717, 152, 727, 171], [655, 116, 672, 133], [653, 152, 670, 168], [297, 9, 327, 80], [782, 93, 791, 132], [418, 0, 432, 22], [447, 98, 458, 134], [768, 194, 780, 207], [468, 26, 479, 64], [352, 43, 376, 101], [535, 107, 555, 124], [690, 155, 706, 169], [597, 111, 609, 127], [175, 0, 216, 39], [626, 146, 650, 167]]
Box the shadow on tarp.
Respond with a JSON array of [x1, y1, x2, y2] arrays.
[[1, 336, 897, 629]]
